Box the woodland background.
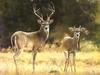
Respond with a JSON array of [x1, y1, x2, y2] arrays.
[[0, 0, 100, 50], [0, 0, 100, 75]]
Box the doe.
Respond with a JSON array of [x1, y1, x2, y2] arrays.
[[62, 26, 88, 73]]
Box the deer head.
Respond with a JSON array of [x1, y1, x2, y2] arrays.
[[33, 2, 55, 25], [69, 26, 89, 35], [33, 2, 55, 33]]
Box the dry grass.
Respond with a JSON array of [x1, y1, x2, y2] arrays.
[[0, 47, 100, 75]]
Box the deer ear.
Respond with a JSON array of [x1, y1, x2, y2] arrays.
[[49, 19, 54, 24], [81, 27, 89, 35], [81, 27, 86, 32], [37, 19, 42, 24], [68, 27, 74, 32]]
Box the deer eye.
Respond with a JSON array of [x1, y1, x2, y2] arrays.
[[76, 34, 79, 36]]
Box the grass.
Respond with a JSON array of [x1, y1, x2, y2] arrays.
[[0, 2, 100, 75], [0, 47, 100, 75], [0, 40, 100, 75]]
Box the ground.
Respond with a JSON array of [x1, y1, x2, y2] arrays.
[[0, 48, 100, 75]]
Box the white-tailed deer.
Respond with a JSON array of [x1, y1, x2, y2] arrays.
[[11, 2, 55, 73], [62, 26, 88, 73]]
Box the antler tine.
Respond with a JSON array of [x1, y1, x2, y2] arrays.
[[73, 26, 76, 31], [79, 25, 81, 28], [41, 13, 43, 19], [33, 4, 44, 21], [51, 1, 55, 11], [47, 1, 55, 20]]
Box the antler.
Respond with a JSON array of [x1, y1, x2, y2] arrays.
[[47, 1, 55, 21], [33, 4, 44, 21], [74, 25, 81, 32]]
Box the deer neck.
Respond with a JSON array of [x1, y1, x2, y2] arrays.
[[73, 37, 79, 43], [38, 28, 49, 42]]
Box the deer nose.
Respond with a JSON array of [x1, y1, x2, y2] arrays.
[[45, 28, 48, 30], [76, 34, 79, 37]]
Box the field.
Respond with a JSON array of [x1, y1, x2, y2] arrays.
[[0, 46, 100, 75], [0, 2, 100, 75], [0, 1, 100, 75], [0, 11, 100, 75]]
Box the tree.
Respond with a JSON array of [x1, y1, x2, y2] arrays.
[[0, 0, 98, 48]]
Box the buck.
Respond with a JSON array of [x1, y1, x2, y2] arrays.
[[11, 3, 55, 73], [61, 26, 88, 73]]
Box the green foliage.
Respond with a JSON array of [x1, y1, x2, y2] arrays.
[[0, 0, 99, 48], [0, 0, 97, 31]]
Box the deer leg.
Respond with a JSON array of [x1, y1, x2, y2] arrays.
[[64, 51, 70, 73], [69, 52, 73, 73], [13, 50, 21, 75], [64, 59, 67, 72], [32, 50, 37, 72], [64, 51, 67, 71], [70, 56, 73, 73], [73, 52, 76, 72]]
